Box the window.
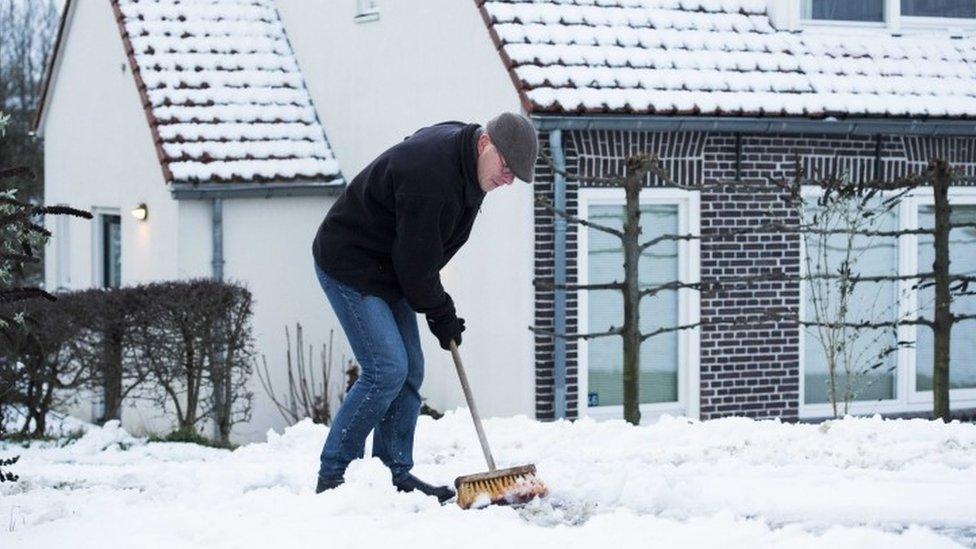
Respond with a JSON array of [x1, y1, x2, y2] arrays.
[[799, 187, 976, 417], [100, 214, 121, 288], [587, 204, 679, 406], [803, 0, 885, 22], [902, 0, 976, 18], [798, 0, 976, 29], [578, 188, 699, 421], [802, 200, 900, 405], [914, 204, 976, 391]]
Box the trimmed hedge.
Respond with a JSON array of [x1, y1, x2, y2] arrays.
[[0, 279, 254, 443]]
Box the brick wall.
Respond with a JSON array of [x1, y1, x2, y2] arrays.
[[533, 130, 976, 421]]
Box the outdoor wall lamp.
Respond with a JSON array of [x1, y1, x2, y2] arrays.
[[131, 203, 148, 221]]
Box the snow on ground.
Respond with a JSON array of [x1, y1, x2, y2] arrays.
[[2, 410, 976, 548]]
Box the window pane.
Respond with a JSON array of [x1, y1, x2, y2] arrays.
[[102, 215, 121, 288], [902, 0, 976, 17], [587, 204, 679, 407], [916, 205, 976, 390], [803, 201, 898, 405], [804, 0, 885, 21]]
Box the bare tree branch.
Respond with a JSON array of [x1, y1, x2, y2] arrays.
[[534, 279, 624, 292], [640, 223, 976, 251], [528, 325, 623, 341], [536, 195, 624, 238]]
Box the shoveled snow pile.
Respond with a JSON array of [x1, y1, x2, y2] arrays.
[[2, 411, 975, 548]]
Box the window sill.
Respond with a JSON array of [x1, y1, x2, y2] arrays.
[[800, 19, 887, 29], [800, 396, 976, 419], [584, 403, 689, 425], [901, 16, 976, 36], [354, 10, 379, 24]]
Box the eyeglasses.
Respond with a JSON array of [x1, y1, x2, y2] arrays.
[[498, 148, 513, 177]]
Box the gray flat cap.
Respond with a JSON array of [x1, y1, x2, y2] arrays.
[[486, 112, 539, 183]]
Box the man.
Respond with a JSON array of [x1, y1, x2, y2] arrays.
[[310, 112, 539, 503]]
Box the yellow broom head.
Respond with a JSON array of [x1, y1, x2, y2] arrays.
[[454, 464, 548, 509]]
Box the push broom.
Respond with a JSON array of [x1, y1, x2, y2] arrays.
[[448, 341, 548, 509]]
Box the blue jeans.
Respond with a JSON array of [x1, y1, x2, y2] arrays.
[[314, 262, 424, 482]]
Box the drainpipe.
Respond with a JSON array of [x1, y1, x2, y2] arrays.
[[874, 134, 883, 180], [550, 130, 567, 420], [212, 198, 224, 280], [211, 197, 224, 441]]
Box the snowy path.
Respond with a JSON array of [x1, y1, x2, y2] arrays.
[[2, 413, 975, 548]]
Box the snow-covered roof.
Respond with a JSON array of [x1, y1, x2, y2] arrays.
[[478, 0, 976, 119], [112, 0, 342, 185]]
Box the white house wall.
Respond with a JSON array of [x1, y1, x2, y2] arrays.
[[274, 0, 537, 420], [40, 0, 181, 434], [217, 195, 346, 441], [176, 200, 211, 279]]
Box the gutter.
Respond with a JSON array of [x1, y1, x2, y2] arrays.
[[533, 115, 976, 136], [169, 181, 345, 200]]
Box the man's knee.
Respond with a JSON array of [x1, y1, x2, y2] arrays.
[[359, 352, 409, 393]]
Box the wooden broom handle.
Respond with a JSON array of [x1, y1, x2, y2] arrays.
[[449, 340, 496, 471]]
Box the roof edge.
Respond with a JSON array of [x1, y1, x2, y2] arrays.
[[109, 0, 174, 183], [169, 180, 345, 200], [474, 0, 533, 115], [32, 0, 74, 135], [532, 115, 976, 136]]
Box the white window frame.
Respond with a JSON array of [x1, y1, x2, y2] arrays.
[[798, 185, 976, 418], [354, 0, 379, 23], [577, 187, 700, 423], [91, 207, 121, 289], [797, 0, 976, 33]]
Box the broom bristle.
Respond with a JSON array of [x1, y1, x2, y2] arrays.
[[456, 471, 548, 509]]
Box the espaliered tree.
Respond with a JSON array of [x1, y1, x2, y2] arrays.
[[532, 153, 679, 425], [534, 152, 976, 424]]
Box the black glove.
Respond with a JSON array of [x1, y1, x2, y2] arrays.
[[426, 313, 465, 350]]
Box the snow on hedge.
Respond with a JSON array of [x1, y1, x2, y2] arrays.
[[115, 0, 341, 184], [2, 411, 976, 547]]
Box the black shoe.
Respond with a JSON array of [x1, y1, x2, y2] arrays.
[[316, 475, 344, 494], [393, 473, 456, 503]]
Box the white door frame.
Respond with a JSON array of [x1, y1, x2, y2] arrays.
[[91, 206, 121, 288]]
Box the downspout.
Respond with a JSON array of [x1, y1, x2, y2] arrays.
[[211, 197, 224, 441], [212, 198, 224, 280], [874, 134, 883, 180], [550, 130, 567, 420]]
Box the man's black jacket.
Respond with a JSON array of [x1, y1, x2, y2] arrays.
[[312, 122, 484, 320]]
